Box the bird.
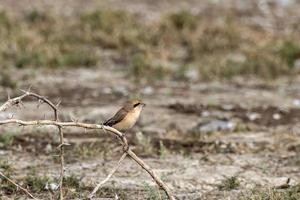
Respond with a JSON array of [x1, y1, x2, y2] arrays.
[[103, 99, 146, 132]]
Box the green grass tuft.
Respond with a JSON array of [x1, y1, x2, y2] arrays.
[[217, 175, 240, 191], [24, 174, 50, 193], [166, 10, 198, 30], [0, 130, 18, 148], [63, 174, 81, 188]]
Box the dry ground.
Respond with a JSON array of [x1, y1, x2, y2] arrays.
[[0, 68, 300, 199], [0, 0, 300, 200]]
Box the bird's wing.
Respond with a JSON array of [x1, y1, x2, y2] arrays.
[[103, 108, 128, 126]]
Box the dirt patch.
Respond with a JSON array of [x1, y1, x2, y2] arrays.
[[168, 102, 300, 126]]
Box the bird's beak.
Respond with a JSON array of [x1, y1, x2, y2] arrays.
[[141, 103, 146, 107]]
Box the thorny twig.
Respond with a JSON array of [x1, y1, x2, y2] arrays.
[[0, 91, 175, 200], [0, 90, 65, 199], [0, 171, 38, 200], [0, 119, 176, 200]]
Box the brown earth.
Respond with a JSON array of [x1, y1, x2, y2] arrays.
[[0, 0, 300, 200], [1, 67, 300, 199]]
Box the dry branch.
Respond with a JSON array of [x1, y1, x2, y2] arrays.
[[0, 171, 38, 200], [0, 90, 57, 113], [0, 90, 65, 199], [0, 91, 175, 200], [0, 118, 176, 200], [126, 149, 174, 199]]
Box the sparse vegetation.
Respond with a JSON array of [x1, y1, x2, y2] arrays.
[[24, 173, 50, 193], [0, 130, 18, 148], [0, 160, 13, 175], [1, 1, 300, 199], [239, 184, 300, 200], [95, 187, 127, 199], [159, 141, 169, 159], [24, 175, 49, 192], [65, 141, 115, 162], [217, 175, 240, 191], [0, 8, 299, 81], [0, 161, 17, 195], [0, 176, 17, 195], [166, 10, 198, 31], [143, 182, 166, 200], [63, 174, 81, 188]]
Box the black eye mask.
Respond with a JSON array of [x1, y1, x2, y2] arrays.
[[133, 103, 141, 107]]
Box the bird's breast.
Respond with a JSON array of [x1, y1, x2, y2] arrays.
[[113, 109, 141, 131]]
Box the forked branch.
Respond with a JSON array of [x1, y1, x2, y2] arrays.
[[0, 119, 175, 199], [0, 92, 175, 200], [0, 90, 65, 199]]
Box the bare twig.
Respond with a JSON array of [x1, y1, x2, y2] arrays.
[[88, 152, 127, 199], [0, 91, 175, 200], [0, 93, 27, 112], [0, 91, 56, 113], [57, 125, 64, 200], [126, 149, 175, 200], [0, 171, 38, 200], [0, 90, 65, 199], [0, 119, 175, 200], [0, 119, 123, 137]]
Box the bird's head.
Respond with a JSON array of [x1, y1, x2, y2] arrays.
[[125, 99, 146, 111]]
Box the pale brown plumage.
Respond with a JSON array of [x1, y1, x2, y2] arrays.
[[104, 99, 145, 131]]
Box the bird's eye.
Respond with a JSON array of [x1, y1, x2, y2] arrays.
[[133, 103, 140, 107]]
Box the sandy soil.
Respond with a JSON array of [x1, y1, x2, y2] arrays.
[[0, 0, 300, 199], [0, 67, 300, 199]]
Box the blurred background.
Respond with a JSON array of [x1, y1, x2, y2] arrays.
[[0, 0, 300, 199]]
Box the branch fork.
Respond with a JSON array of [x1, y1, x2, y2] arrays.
[[0, 90, 175, 200]]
